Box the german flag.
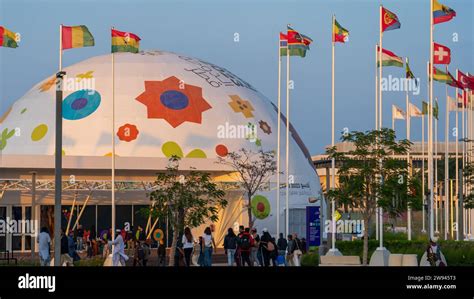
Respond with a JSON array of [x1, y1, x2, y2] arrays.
[[62, 25, 94, 50], [111, 29, 141, 53], [0, 26, 19, 48]]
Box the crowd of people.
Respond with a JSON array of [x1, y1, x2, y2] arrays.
[[37, 224, 309, 267]]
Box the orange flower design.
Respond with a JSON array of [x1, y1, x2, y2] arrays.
[[117, 123, 139, 142], [228, 95, 254, 118], [135, 76, 212, 128]]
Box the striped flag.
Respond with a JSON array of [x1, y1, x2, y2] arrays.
[[0, 26, 19, 48], [62, 25, 94, 50], [377, 46, 403, 67], [112, 29, 141, 53]]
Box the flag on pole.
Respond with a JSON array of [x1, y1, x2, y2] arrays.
[[433, 42, 451, 64], [111, 29, 141, 53], [377, 46, 403, 67], [448, 96, 461, 111], [0, 26, 19, 48], [284, 25, 312, 57], [333, 19, 349, 43], [422, 100, 439, 119], [381, 7, 401, 32], [405, 59, 417, 86], [431, 65, 452, 83], [434, 99, 439, 120], [457, 70, 474, 90], [447, 71, 463, 89], [409, 103, 423, 117], [62, 25, 94, 50], [433, 0, 456, 25], [458, 92, 467, 108], [392, 105, 406, 120]]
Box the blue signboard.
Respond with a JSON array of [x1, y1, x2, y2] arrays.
[[306, 206, 320, 250]]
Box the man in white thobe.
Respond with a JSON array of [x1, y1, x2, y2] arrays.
[[109, 229, 129, 266]]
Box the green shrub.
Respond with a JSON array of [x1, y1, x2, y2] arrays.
[[335, 240, 474, 266], [74, 256, 105, 267], [301, 252, 319, 266]]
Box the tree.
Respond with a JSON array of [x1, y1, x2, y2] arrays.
[[463, 160, 474, 209], [148, 157, 227, 266], [218, 148, 277, 229], [326, 128, 419, 265]]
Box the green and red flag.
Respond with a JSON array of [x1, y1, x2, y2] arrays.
[[381, 7, 401, 32], [62, 25, 94, 50], [333, 19, 349, 43], [377, 46, 403, 67], [0, 26, 19, 48], [283, 25, 312, 57], [112, 29, 141, 53]]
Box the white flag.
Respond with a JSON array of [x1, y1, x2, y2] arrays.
[[409, 103, 423, 117], [392, 105, 406, 120], [448, 96, 459, 111]]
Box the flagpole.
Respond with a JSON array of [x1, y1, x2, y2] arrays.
[[330, 15, 336, 250], [406, 57, 412, 241], [375, 44, 379, 241], [54, 24, 64, 266], [429, 0, 435, 239], [435, 103, 439, 234], [455, 69, 459, 240], [444, 65, 449, 240], [378, 4, 384, 249], [461, 89, 466, 238], [285, 24, 290, 239], [422, 110, 426, 233], [276, 34, 282, 237], [111, 27, 116, 255]]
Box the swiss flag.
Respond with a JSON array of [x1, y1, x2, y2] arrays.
[[457, 70, 474, 90], [433, 42, 451, 64]]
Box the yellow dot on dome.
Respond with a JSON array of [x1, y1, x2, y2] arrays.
[[31, 124, 48, 141]]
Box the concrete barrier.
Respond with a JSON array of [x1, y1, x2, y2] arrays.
[[320, 255, 361, 266]]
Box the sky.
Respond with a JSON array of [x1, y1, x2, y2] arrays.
[[0, 0, 472, 155]]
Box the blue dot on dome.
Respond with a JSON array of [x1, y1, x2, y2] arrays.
[[62, 90, 101, 120], [160, 90, 189, 110]]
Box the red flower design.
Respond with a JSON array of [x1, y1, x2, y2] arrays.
[[117, 123, 139, 142]]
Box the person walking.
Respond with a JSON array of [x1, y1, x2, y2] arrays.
[[223, 228, 238, 266], [157, 239, 166, 266], [202, 227, 216, 267], [238, 228, 253, 266], [292, 233, 303, 266], [37, 227, 51, 266], [182, 227, 195, 267], [76, 224, 84, 251], [259, 228, 272, 267], [250, 228, 260, 266], [235, 225, 245, 266], [286, 234, 294, 266], [109, 228, 129, 266], [277, 233, 288, 261], [59, 229, 73, 266]]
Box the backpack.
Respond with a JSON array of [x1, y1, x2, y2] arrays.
[[240, 234, 252, 250]]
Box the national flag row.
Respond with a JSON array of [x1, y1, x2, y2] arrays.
[[0, 25, 141, 53], [393, 91, 473, 122]]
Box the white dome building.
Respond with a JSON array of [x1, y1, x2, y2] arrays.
[[0, 50, 323, 250]]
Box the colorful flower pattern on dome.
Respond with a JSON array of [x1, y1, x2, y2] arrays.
[[136, 76, 212, 128], [75, 71, 94, 81], [31, 124, 48, 141], [117, 123, 139, 142], [228, 95, 254, 118], [215, 144, 228, 157], [0, 128, 15, 150], [39, 77, 56, 92], [258, 120, 272, 135], [0, 106, 12, 124], [162, 141, 207, 158], [62, 89, 101, 120]]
